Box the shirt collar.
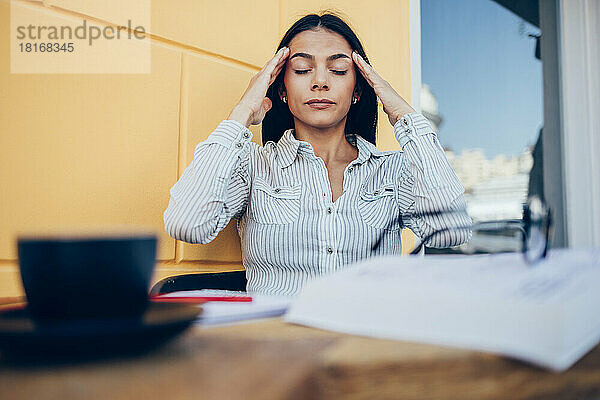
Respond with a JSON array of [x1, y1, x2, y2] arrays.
[[276, 128, 389, 169]]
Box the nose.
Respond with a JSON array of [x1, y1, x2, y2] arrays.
[[311, 65, 329, 90]]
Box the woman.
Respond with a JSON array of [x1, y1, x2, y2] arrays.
[[164, 13, 472, 296]]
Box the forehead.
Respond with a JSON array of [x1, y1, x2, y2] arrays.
[[288, 29, 352, 58]]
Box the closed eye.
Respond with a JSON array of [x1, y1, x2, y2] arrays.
[[294, 70, 348, 75]]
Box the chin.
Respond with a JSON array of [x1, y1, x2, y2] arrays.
[[300, 113, 344, 129]]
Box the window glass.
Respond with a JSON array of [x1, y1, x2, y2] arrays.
[[421, 0, 543, 254]]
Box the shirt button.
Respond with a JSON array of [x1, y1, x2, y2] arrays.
[[326, 246, 334, 254], [402, 117, 409, 126], [235, 142, 243, 148], [326, 207, 333, 214], [373, 190, 380, 195], [404, 128, 412, 135], [274, 188, 281, 193], [347, 166, 353, 173], [243, 131, 251, 139]]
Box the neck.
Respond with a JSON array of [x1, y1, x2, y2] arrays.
[[294, 118, 357, 165]]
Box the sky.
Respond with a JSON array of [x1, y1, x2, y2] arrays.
[[421, 0, 543, 158]]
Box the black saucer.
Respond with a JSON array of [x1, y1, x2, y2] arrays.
[[0, 301, 202, 363]]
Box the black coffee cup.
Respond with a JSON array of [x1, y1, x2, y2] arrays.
[[17, 228, 157, 322]]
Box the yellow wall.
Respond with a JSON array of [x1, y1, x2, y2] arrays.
[[0, 0, 414, 297]]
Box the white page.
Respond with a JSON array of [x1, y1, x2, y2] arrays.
[[196, 294, 292, 326], [158, 289, 293, 327], [284, 249, 600, 371]]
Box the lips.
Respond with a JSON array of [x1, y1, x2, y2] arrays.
[[306, 99, 335, 104], [307, 102, 334, 110]]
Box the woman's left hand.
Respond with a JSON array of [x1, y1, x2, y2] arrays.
[[352, 51, 415, 126]]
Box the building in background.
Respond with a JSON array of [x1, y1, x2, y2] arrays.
[[445, 148, 532, 221], [420, 84, 442, 133], [420, 84, 532, 223], [421, 81, 533, 254]]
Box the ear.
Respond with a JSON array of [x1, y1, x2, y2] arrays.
[[278, 85, 287, 102], [354, 85, 362, 102]]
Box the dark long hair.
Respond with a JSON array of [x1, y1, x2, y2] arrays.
[[262, 12, 378, 145]]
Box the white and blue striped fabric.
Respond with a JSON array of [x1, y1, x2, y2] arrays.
[[164, 113, 472, 296]]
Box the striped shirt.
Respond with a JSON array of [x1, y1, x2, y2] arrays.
[[164, 112, 472, 296]]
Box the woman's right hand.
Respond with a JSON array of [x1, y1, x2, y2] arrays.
[[228, 46, 290, 128]]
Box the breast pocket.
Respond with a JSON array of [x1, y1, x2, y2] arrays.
[[357, 182, 401, 231], [249, 177, 302, 225]]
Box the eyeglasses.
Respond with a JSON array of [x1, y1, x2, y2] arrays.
[[372, 195, 553, 265]]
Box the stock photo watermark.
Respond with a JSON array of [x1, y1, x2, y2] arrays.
[[15, 19, 146, 46], [10, 0, 151, 74]]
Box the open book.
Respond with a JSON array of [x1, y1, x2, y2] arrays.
[[284, 249, 600, 371]]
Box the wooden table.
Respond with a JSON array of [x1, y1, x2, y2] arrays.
[[1, 318, 600, 400]]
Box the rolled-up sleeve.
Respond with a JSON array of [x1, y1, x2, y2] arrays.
[[163, 119, 253, 244], [394, 113, 472, 248]]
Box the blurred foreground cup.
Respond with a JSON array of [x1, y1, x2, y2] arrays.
[[16, 226, 157, 322]]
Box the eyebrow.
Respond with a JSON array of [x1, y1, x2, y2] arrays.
[[289, 52, 351, 62]]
